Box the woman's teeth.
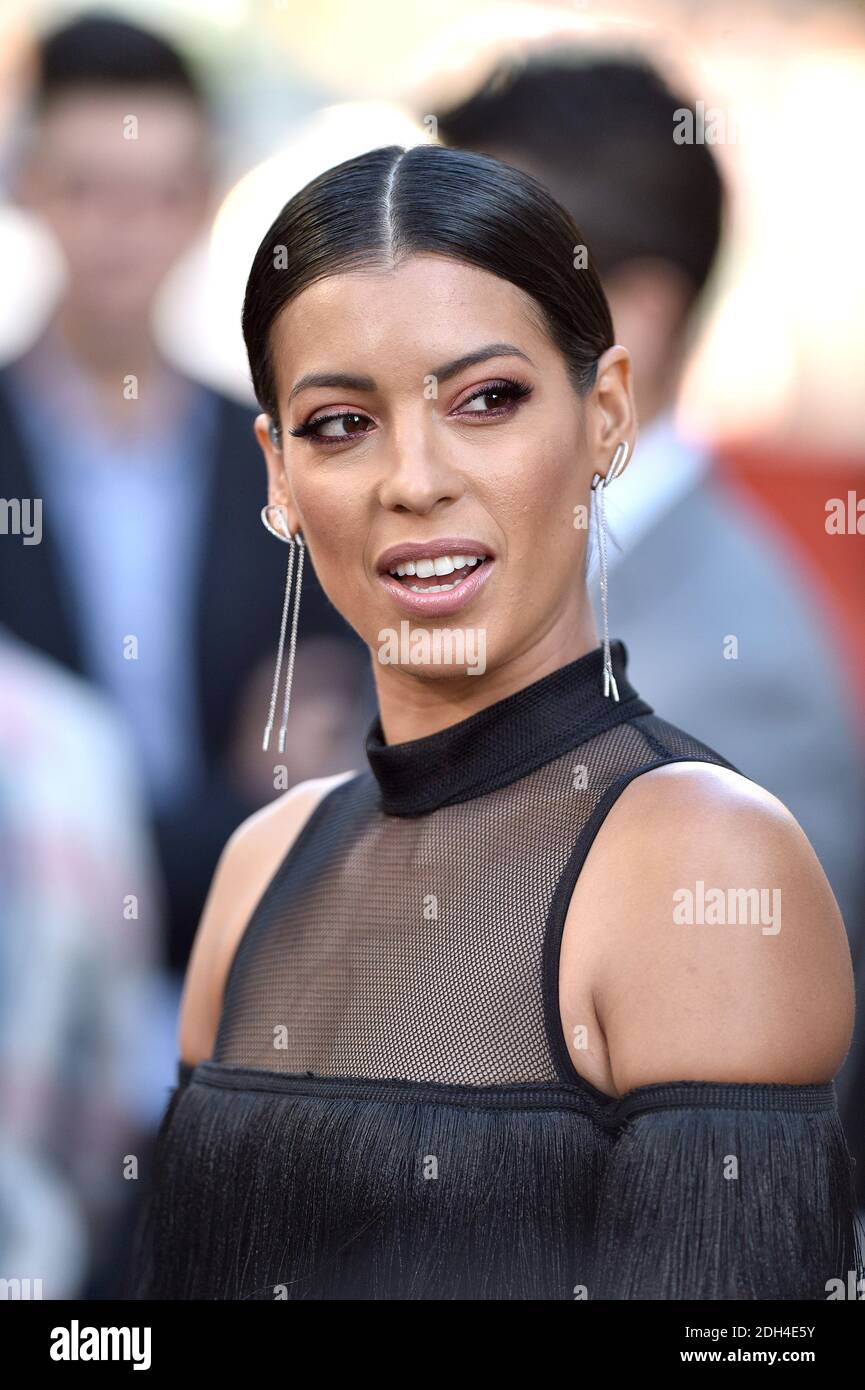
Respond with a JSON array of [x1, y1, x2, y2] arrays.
[[387, 554, 484, 593]]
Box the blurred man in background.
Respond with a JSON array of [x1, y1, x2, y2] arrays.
[[438, 51, 865, 1148], [0, 11, 374, 987]]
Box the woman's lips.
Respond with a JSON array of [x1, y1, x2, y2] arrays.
[[377, 557, 495, 616]]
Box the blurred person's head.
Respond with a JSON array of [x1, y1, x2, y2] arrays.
[[437, 52, 726, 429], [242, 144, 634, 693], [14, 11, 215, 342]]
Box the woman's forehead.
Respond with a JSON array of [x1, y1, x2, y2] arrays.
[[269, 254, 550, 380]]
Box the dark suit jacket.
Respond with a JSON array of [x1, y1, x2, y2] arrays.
[[0, 364, 366, 971]]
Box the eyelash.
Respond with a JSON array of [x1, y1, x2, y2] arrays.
[[287, 376, 533, 447]]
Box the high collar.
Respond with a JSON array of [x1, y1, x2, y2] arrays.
[[364, 639, 652, 816]]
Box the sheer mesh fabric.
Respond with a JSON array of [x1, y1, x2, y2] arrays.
[[213, 711, 735, 1086]]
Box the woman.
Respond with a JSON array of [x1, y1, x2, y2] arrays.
[[127, 143, 861, 1300]]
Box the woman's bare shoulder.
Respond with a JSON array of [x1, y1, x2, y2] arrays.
[[178, 770, 358, 1066], [569, 760, 855, 1095]]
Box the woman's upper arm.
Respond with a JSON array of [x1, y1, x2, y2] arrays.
[[581, 761, 855, 1095], [178, 771, 357, 1066]]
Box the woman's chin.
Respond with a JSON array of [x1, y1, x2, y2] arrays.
[[370, 636, 491, 681]]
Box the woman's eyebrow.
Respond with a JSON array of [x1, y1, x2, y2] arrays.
[[286, 344, 534, 404], [431, 343, 534, 383], [288, 371, 376, 404]]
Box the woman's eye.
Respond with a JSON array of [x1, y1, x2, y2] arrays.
[[315, 412, 372, 438], [291, 411, 375, 443], [452, 379, 532, 417]]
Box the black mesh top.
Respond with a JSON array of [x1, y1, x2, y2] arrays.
[[126, 640, 863, 1300]]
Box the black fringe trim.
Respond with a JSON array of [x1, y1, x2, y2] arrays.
[[123, 1064, 864, 1301], [591, 1099, 864, 1299]]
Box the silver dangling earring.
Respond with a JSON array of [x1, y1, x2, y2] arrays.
[[260, 503, 305, 752], [590, 440, 629, 701]]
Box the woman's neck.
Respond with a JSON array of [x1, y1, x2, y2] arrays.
[[369, 608, 599, 746]]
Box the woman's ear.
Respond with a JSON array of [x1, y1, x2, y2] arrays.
[[589, 346, 638, 484], [254, 413, 300, 533]]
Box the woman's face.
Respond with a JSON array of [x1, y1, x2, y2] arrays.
[[256, 252, 633, 679]]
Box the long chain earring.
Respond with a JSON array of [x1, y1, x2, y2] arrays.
[[590, 440, 629, 701], [260, 503, 305, 752]]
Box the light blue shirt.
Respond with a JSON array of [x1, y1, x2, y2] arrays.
[[6, 347, 216, 810]]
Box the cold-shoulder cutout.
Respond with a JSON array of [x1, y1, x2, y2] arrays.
[[570, 760, 854, 1097]]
